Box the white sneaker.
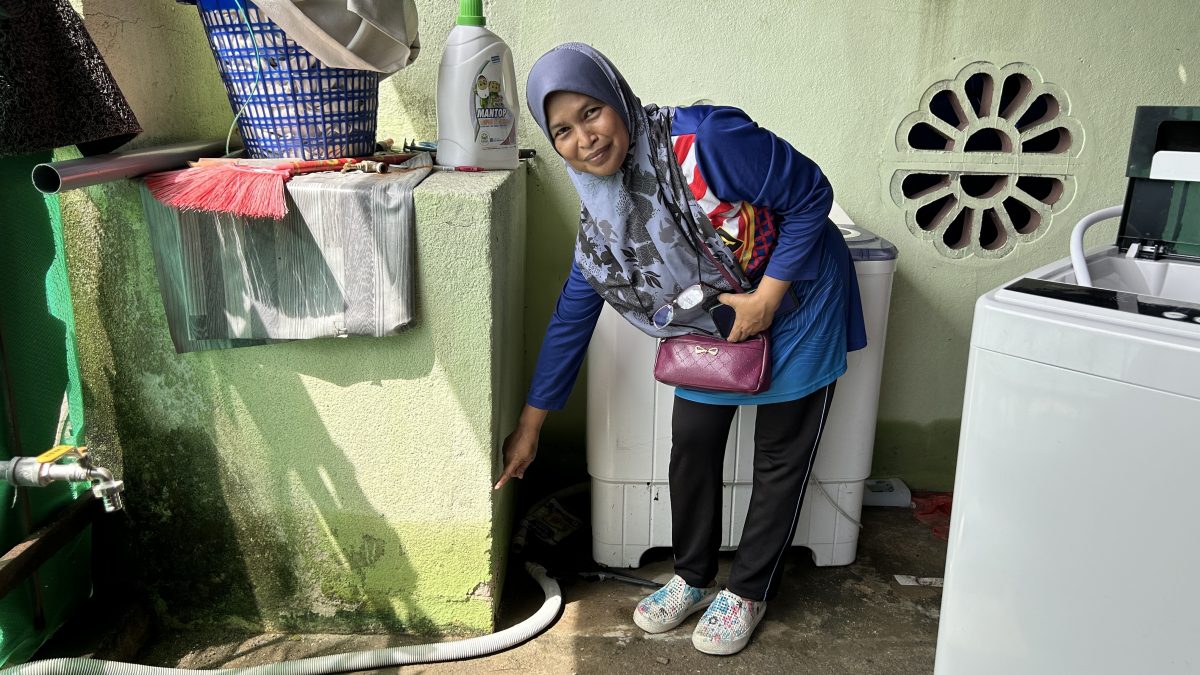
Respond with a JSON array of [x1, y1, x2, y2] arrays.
[[691, 589, 767, 655], [632, 575, 719, 634]]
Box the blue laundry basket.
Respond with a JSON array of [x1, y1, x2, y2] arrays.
[[194, 0, 380, 159]]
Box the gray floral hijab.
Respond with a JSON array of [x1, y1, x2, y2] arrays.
[[526, 43, 748, 337]]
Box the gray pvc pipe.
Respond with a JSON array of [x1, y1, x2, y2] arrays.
[[30, 140, 231, 194], [0, 563, 562, 675]]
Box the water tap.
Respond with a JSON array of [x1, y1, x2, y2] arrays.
[[0, 445, 125, 512], [85, 464, 125, 513]]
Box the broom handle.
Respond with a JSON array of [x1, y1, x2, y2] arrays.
[[274, 158, 354, 171], [274, 154, 414, 172], [191, 153, 415, 170]]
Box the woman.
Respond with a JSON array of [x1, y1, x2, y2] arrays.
[[495, 43, 866, 656]]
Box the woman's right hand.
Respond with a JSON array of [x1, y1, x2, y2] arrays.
[[494, 405, 549, 490]]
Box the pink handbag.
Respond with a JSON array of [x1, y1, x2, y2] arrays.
[[653, 332, 771, 394], [651, 236, 771, 395]]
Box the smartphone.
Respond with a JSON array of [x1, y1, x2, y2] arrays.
[[709, 304, 736, 339], [708, 286, 801, 339]]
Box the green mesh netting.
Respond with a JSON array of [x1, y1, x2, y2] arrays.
[[0, 153, 91, 666]]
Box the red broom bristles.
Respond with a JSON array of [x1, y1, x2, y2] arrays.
[[145, 164, 291, 220]]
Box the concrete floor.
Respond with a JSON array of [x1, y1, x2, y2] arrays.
[[115, 506, 947, 674]]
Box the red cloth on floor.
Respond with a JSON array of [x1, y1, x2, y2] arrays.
[[911, 492, 952, 541]]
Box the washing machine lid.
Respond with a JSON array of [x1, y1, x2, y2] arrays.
[[828, 202, 898, 261], [838, 225, 898, 261], [1117, 106, 1200, 262]]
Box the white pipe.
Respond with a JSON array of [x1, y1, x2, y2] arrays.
[[1069, 205, 1123, 287], [0, 563, 561, 675]]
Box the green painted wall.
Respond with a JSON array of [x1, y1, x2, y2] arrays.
[[378, 0, 1199, 490]]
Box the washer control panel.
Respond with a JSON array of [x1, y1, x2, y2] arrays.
[[1007, 278, 1200, 325]]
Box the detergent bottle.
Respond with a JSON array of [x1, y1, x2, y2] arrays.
[[435, 0, 519, 169]]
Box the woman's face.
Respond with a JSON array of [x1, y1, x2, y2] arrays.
[[545, 91, 629, 177]]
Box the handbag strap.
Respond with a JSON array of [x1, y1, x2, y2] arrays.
[[695, 235, 746, 294]]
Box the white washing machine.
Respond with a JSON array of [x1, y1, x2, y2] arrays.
[[587, 204, 897, 568], [936, 106, 1200, 674]]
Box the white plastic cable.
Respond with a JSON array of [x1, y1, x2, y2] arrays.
[[1069, 205, 1123, 287], [0, 563, 561, 675]]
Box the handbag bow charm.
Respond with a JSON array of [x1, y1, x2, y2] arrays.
[[693, 346, 720, 356]]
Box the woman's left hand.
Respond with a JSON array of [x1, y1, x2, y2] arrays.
[[716, 291, 777, 342], [717, 276, 791, 342]]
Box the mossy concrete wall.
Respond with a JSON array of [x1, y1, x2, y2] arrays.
[[377, 0, 1199, 491], [64, 1, 524, 634]]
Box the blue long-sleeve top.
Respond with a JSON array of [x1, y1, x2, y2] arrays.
[[527, 105, 866, 410]]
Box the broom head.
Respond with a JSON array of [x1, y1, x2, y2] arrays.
[[145, 164, 291, 220]]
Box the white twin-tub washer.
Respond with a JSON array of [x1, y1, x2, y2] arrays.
[[936, 106, 1200, 674], [587, 204, 897, 568]]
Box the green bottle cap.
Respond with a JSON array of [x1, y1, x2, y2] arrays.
[[457, 0, 486, 26]]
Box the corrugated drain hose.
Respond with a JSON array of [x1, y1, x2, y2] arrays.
[[0, 563, 561, 675]]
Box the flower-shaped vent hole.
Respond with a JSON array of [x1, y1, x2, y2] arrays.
[[891, 62, 1081, 258]]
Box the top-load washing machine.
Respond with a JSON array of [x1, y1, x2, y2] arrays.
[[935, 106, 1200, 674], [587, 204, 897, 569]]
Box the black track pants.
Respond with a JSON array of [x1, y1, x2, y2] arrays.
[[668, 382, 836, 601]]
